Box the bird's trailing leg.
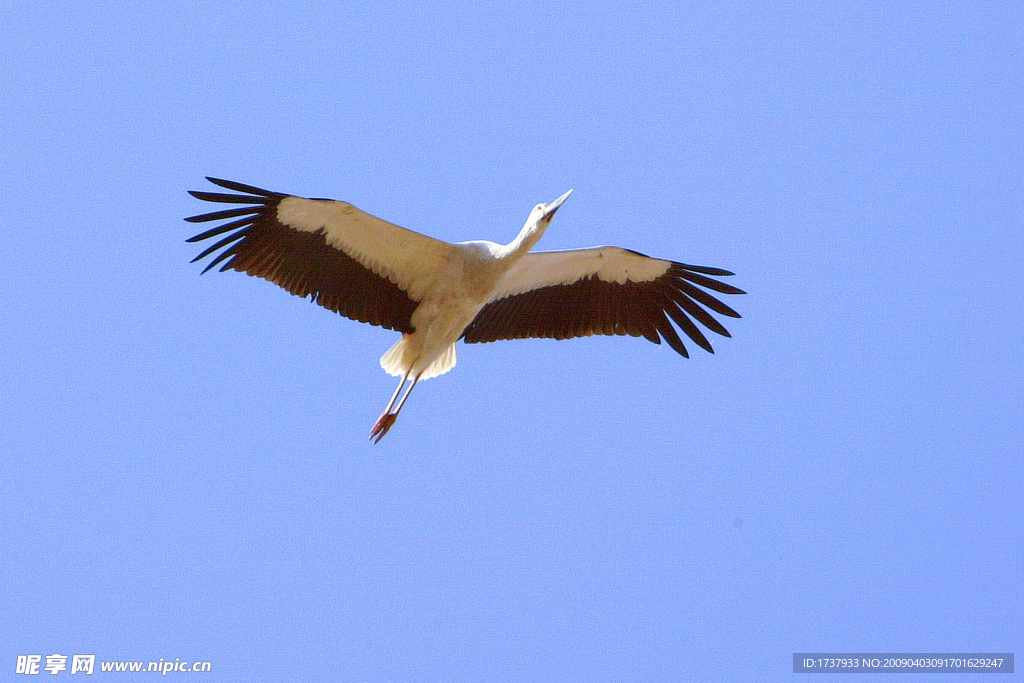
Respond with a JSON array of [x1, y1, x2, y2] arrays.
[[370, 370, 407, 443], [370, 370, 421, 443]]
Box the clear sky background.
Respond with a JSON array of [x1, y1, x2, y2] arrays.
[[2, 2, 1021, 681]]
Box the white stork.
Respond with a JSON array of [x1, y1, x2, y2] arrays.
[[186, 178, 744, 442]]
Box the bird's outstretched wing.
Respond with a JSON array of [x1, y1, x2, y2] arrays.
[[186, 178, 457, 333], [461, 247, 743, 357]]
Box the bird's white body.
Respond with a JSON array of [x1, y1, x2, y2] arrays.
[[187, 179, 742, 442], [381, 243, 504, 380]]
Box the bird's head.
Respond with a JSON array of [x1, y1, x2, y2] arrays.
[[507, 189, 574, 257], [528, 189, 574, 228]]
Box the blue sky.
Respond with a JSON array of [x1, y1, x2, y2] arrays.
[[1, 1, 1020, 680]]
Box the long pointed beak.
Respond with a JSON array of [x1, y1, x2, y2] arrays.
[[544, 189, 573, 218]]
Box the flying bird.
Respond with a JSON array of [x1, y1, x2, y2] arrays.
[[186, 178, 744, 442]]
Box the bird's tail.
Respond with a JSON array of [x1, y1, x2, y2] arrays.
[[380, 336, 457, 380]]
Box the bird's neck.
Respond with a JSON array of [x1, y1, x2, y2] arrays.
[[497, 219, 547, 260]]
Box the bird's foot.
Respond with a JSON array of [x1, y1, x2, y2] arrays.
[[370, 413, 398, 444]]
